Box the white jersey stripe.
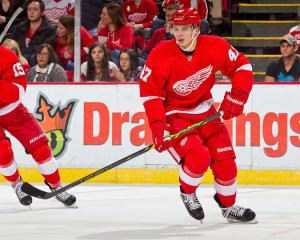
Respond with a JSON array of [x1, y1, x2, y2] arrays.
[[37, 157, 58, 175], [236, 64, 252, 72], [140, 96, 165, 104], [166, 98, 214, 116], [214, 179, 237, 196], [0, 159, 18, 177], [179, 165, 204, 186]]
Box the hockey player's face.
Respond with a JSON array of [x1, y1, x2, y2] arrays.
[[173, 25, 194, 48], [91, 46, 104, 63], [100, 7, 112, 26], [119, 52, 131, 71], [27, 2, 43, 21]]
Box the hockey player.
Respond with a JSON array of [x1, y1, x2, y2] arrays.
[[0, 46, 76, 207], [139, 8, 257, 223]]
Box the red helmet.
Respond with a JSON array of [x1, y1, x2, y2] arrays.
[[171, 8, 201, 25]]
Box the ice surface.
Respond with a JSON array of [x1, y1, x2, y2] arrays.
[[0, 184, 299, 240]]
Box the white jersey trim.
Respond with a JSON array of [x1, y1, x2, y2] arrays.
[[0, 83, 25, 116], [0, 159, 18, 177], [166, 98, 214, 116], [37, 157, 58, 175], [236, 64, 252, 72], [168, 147, 181, 163], [179, 165, 204, 186], [214, 179, 237, 196], [140, 96, 165, 104]]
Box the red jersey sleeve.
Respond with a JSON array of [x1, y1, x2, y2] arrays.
[[213, 36, 253, 96], [139, 45, 170, 125], [0, 47, 27, 109]]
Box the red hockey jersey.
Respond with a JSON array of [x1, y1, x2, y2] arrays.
[[289, 25, 300, 49], [139, 36, 253, 125], [43, 0, 75, 20], [122, 0, 158, 28], [0, 46, 27, 114]]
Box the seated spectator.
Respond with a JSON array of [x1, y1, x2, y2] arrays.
[[1, 38, 30, 75], [96, 3, 135, 66], [0, 0, 27, 35], [56, 14, 93, 71], [81, 0, 123, 33], [27, 43, 68, 82], [122, 0, 158, 41], [113, 49, 143, 82], [154, 0, 212, 34], [139, 4, 178, 61], [43, 0, 74, 24], [288, 7, 300, 54], [10, 0, 56, 66], [265, 35, 300, 82], [81, 42, 118, 82]]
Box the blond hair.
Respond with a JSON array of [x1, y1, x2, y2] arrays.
[[2, 39, 28, 65]]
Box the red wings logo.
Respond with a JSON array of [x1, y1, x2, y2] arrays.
[[173, 65, 213, 96], [128, 13, 147, 23]]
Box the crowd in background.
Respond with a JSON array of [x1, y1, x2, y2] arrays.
[[0, 0, 299, 82]]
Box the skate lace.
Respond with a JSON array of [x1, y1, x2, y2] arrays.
[[223, 205, 245, 218], [53, 185, 70, 201], [13, 181, 28, 199], [183, 193, 201, 210]]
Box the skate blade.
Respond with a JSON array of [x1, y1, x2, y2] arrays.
[[64, 202, 78, 208], [226, 217, 258, 224], [199, 219, 203, 224]]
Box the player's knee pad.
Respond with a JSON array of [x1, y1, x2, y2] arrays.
[[30, 143, 53, 164], [0, 138, 14, 165], [211, 158, 237, 182], [183, 145, 211, 175]]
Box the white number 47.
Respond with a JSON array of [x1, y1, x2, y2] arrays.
[[140, 66, 152, 82], [13, 62, 25, 77]]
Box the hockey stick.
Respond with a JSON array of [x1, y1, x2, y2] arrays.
[[0, 0, 34, 43], [21, 111, 223, 199]]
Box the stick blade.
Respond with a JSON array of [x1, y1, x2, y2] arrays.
[[21, 182, 50, 199]]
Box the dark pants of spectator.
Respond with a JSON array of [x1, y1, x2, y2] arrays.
[[152, 19, 210, 35], [58, 62, 74, 71], [134, 28, 153, 42]]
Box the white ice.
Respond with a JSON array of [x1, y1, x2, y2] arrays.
[[0, 184, 299, 240]]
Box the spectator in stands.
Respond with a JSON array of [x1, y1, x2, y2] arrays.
[[0, 0, 27, 35], [265, 35, 300, 82], [27, 43, 68, 82], [96, 3, 135, 66], [81, 42, 118, 82], [56, 14, 93, 71], [139, 4, 179, 61], [122, 0, 158, 41], [81, 0, 123, 33], [288, 7, 300, 54], [42, 0, 74, 24], [154, 0, 212, 34], [10, 0, 56, 67], [113, 48, 143, 82], [1, 38, 30, 75]]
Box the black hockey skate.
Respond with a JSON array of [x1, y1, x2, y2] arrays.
[[11, 176, 32, 206], [214, 194, 257, 223], [180, 187, 204, 221], [45, 180, 77, 207]]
